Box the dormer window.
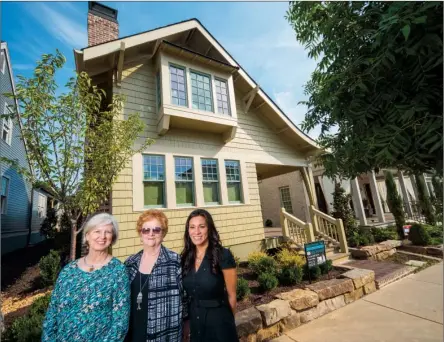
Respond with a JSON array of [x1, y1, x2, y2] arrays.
[[169, 64, 187, 107], [190, 70, 213, 112]]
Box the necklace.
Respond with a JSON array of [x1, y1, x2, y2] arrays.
[[137, 272, 150, 310], [84, 255, 109, 272]]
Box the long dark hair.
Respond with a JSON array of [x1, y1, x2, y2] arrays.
[[181, 209, 222, 276]]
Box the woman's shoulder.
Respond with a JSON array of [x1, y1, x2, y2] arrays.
[[162, 246, 181, 262], [123, 250, 143, 266], [219, 247, 236, 269]]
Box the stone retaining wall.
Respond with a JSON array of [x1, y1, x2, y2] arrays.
[[399, 244, 443, 258], [236, 268, 376, 342], [349, 240, 401, 260]]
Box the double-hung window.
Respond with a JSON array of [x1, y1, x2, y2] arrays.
[[215, 78, 230, 115], [175, 157, 194, 206], [225, 160, 242, 203], [0, 51, 5, 74], [2, 103, 12, 145], [201, 159, 220, 205], [143, 155, 165, 207], [169, 65, 187, 107], [190, 71, 213, 112], [1, 176, 9, 214], [156, 71, 162, 110], [279, 186, 293, 214]]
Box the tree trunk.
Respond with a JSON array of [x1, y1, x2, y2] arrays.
[[70, 218, 78, 261]]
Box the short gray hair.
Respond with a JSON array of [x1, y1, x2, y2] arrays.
[[82, 213, 119, 245]]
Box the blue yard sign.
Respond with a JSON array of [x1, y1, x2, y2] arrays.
[[304, 240, 327, 268]]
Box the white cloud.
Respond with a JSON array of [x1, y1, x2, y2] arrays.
[[25, 3, 86, 48]]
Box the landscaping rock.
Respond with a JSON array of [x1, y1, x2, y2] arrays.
[[299, 306, 320, 323], [279, 311, 301, 332], [344, 287, 364, 304], [401, 245, 427, 254], [341, 268, 375, 289], [405, 260, 427, 267], [374, 249, 396, 261], [275, 289, 319, 311], [350, 244, 395, 259], [363, 281, 377, 295], [256, 323, 280, 342], [236, 307, 263, 337], [306, 278, 354, 300], [317, 295, 346, 316], [380, 240, 402, 248], [256, 300, 292, 326]]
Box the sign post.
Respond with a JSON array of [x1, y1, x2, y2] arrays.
[[304, 240, 327, 284]]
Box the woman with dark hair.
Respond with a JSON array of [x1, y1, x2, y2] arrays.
[[181, 208, 238, 342]]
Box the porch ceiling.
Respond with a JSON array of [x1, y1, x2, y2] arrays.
[[256, 163, 300, 181]]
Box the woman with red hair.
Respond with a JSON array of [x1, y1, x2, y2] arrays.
[[124, 209, 186, 342]]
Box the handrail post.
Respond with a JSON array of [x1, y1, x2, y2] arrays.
[[336, 218, 349, 254], [305, 222, 315, 243], [309, 205, 319, 235], [280, 208, 290, 238]]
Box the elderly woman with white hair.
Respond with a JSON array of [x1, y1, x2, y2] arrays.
[[42, 213, 130, 341]]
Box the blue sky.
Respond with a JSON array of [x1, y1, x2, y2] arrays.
[[1, 1, 321, 138]]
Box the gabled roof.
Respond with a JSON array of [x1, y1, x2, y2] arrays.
[[74, 18, 320, 154]]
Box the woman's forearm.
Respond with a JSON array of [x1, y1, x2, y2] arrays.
[[228, 294, 237, 314]]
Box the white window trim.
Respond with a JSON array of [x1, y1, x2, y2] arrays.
[[174, 156, 195, 207], [2, 103, 12, 145], [37, 193, 47, 218], [143, 154, 166, 209], [1, 175, 10, 215], [132, 153, 249, 212], [0, 51, 5, 75], [279, 186, 293, 214], [201, 158, 221, 205], [158, 52, 237, 120], [225, 159, 243, 204]]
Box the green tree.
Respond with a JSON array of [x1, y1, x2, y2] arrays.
[[286, 2, 443, 179], [331, 182, 358, 239], [415, 173, 436, 225], [4, 51, 152, 260], [385, 171, 405, 239]]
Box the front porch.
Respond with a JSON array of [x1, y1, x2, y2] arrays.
[[257, 163, 350, 263]]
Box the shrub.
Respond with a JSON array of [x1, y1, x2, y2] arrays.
[[236, 278, 250, 300], [278, 265, 303, 285], [319, 260, 333, 275], [423, 224, 443, 239], [3, 293, 51, 342], [385, 171, 405, 239], [265, 219, 273, 227], [347, 227, 375, 247], [331, 183, 358, 239], [247, 251, 267, 266], [276, 249, 305, 268], [371, 227, 398, 243], [40, 207, 58, 239], [258, 272, 279, 292], [250, 256, 277, 276], [304, 265, 322, 280], [415, 173, 436, 225], [409, 223, 432, 246], [39, 250, 61, 286]]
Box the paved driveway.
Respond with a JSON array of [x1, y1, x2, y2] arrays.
[[273, 263, 443, 342]]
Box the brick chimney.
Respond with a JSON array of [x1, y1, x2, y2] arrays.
[[87, 2, 119, 47]]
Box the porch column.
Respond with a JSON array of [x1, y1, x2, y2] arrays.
[[350, 177, 367, 225], [368, 171, 385, 223], [409, 175, 420, 201], [300, 167, 318, 233], [398, 170, 413, 217]]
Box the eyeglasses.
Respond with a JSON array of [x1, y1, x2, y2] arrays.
[[141, 227, 162, 235]]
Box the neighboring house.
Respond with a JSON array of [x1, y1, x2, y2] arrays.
[[74, 2, 322, 260], [0, 42, 32, 254], [0, 42, 51, 255], [261, 164, 433, 228]]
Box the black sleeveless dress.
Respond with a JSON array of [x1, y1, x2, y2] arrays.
[[182, 248, 239, 342]]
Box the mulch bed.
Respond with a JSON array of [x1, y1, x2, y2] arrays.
[[236, 265, 345, 312]]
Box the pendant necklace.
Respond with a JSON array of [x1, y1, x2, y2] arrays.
[[137, 249, 159, 310], [84, 255, 109, 272], [137, 272, 150, 310]]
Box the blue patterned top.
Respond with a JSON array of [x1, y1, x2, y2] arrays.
[[42, 257, 130, 342]]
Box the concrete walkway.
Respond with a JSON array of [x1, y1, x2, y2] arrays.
[[273, 263, 443, 342]]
